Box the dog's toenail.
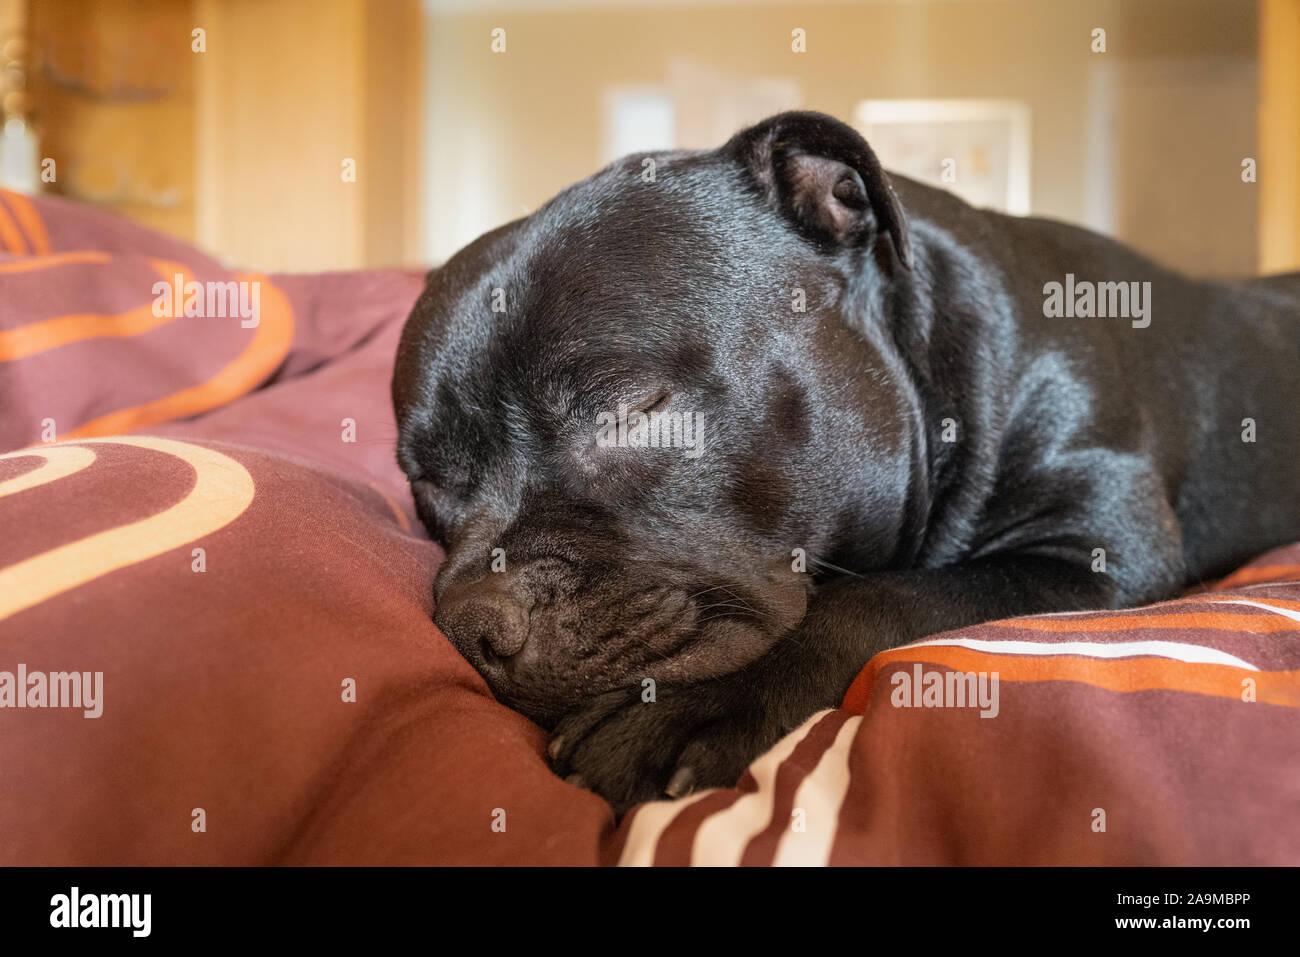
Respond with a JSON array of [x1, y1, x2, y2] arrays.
[[665, 766, 695, 798]]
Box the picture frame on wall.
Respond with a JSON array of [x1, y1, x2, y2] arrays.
[[854, 98, 1032, 215]]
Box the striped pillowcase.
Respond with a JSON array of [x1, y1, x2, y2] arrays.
[[616, 547, 1300, 866]]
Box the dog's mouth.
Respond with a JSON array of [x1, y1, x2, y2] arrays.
[[435, 570, 809, 728]]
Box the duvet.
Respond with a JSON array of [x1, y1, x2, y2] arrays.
[[1, 190, 1297, 866]]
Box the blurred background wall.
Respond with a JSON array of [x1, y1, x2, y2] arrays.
[[1, 0, 1296, 276]]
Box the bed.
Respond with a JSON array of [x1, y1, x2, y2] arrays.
[[1, 189, 1297, 865]]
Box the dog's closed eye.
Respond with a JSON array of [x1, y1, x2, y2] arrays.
[[633, 390, 672, 416]]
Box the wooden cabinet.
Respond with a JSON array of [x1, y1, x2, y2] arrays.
[[18, 0, 422, 271], [1260, 0, 1300, 272]]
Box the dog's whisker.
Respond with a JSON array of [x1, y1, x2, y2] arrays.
[[697, 601, 775, 624], [685, 582, 757, 601], [806, 556, 867, 579]]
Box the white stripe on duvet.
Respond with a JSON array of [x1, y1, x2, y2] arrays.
[[690, 710, 834, 867], [771, 715, 863, 867], [617, 709, 830, 867], [1207, 598, 1300, 624], [618, 788, 716, 867], [901, 636, 1259, 671]]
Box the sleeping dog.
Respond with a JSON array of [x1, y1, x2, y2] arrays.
[[392, 111, 1300, 812]]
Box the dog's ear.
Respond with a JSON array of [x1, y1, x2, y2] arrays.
[[728, 111, 911, 269]]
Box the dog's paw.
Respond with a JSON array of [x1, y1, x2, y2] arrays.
[[547, 676, 781, 815]]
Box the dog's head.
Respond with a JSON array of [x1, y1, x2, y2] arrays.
[[393, 112, 921, 725]]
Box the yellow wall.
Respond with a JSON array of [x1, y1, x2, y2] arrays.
[[15, 0, 1284, 277], [427, 0, 1262, 277]]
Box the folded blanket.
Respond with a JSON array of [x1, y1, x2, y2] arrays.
[[2, 190, 1296, 865]]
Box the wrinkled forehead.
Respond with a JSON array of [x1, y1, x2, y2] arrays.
[[519, 156, 763, 304], [400, 148, 822, 437], [444, 165, 769, 359]]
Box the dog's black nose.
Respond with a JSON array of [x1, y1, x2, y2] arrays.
[[434, 576, 530, 663]]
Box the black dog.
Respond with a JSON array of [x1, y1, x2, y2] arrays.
[[393, 111, 1300, 812]]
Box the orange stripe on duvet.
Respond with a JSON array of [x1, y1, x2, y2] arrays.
[[989, 610, 1297, 634], [844, 645, 1300, 711], [1212, 564, 1300, 588], [0, 199, 26, 254], [0, 250, 111, 274], [0, 190, 52, 255], [0, 261, 192, 361], [1134, 592, 1300, 614], [63, 273, 293, 437]]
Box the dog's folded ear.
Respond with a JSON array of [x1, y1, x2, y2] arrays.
[[728, 111, 912, 269]]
